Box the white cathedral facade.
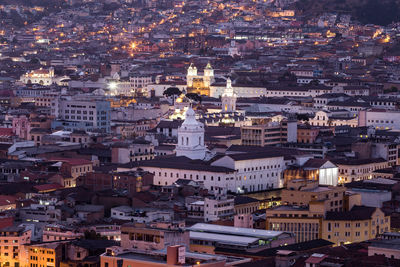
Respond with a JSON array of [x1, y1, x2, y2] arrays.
[[186, 62, 215, 88]]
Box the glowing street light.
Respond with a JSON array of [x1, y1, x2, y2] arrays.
[[108, 82, 117, 90]]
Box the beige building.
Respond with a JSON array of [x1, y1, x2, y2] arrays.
[[267, 180, 359, 243], [241, 116, 297, 146], [120, 222, 189, 251], [333, 158, 389, 184], [281, 180, 346, 211], [267, 180, 390, 245]]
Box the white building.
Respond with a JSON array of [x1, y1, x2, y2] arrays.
[[359, 110, 400, 130], [309, 110, 358, 127], [204, 195, 234, 222], [175, 107, 207, 160], [20, 67, 56, 85], [122, 107, 287, 193], [50, 95, 111, 133], [211, 152, 285, 191], [221, 78, 237, 113], [210, 84, 267, 98]]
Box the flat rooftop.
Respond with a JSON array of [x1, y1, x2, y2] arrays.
[[189, 223, 288, 240], [302, 187, 332, 193], [190, 231, 259, 246]]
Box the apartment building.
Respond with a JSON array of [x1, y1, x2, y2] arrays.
[[0, 226, 31, 267], [130, 75, 153, 91], [51, 96, 111, 133], [241, 117, 297, 146], [204, 195, 234, 222], [234, 196, 260, 215], [120, 221, 189, 251], [19, 204, 62, 223], [42, 224, 83, 242], [111, 141, 155, 164]]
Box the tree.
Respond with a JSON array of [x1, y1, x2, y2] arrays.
[[186, 93, 202, 103], [163, 87, 182, 103], [163, 87, 182, 97]]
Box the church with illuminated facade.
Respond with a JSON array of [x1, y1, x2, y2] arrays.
[[186, 63, 215, 96]]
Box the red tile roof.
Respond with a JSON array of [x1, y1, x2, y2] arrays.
[[0, 195, 17, 206], [0, 128, 14, 137], [305, 254, 328, 264]]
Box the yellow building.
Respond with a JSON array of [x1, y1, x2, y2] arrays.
[[267, 204, 323, 243], [322, 206, 390, 246], [26, 241, 67, 267], [266, 180, 390, 245], [267, 180, 390, 245], [234, 196, 260, 215]]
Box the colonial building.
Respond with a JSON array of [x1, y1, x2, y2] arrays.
[[186, 63, 215, 95], [221, 78, 237, 113], [175, 107, 207, 160], [309, 110, 358, 127], [333, 158, 389, 184], [20, 67, 56, 85]]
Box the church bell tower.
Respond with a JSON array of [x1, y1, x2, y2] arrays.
[[175, 107, 206, 160]]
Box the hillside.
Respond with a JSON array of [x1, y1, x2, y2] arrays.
[[294, 0, 400, 26]]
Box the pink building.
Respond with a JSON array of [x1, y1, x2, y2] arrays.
[[12, 115, 31, 140]]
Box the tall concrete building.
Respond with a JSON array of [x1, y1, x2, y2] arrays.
[[51, 96, 111, 133]]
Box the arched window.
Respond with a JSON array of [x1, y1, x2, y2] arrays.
[[199, 136, 201, 145], [186, 137, 189, 145]]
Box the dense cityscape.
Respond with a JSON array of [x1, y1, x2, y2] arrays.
[[0, 0, 400, 266]]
